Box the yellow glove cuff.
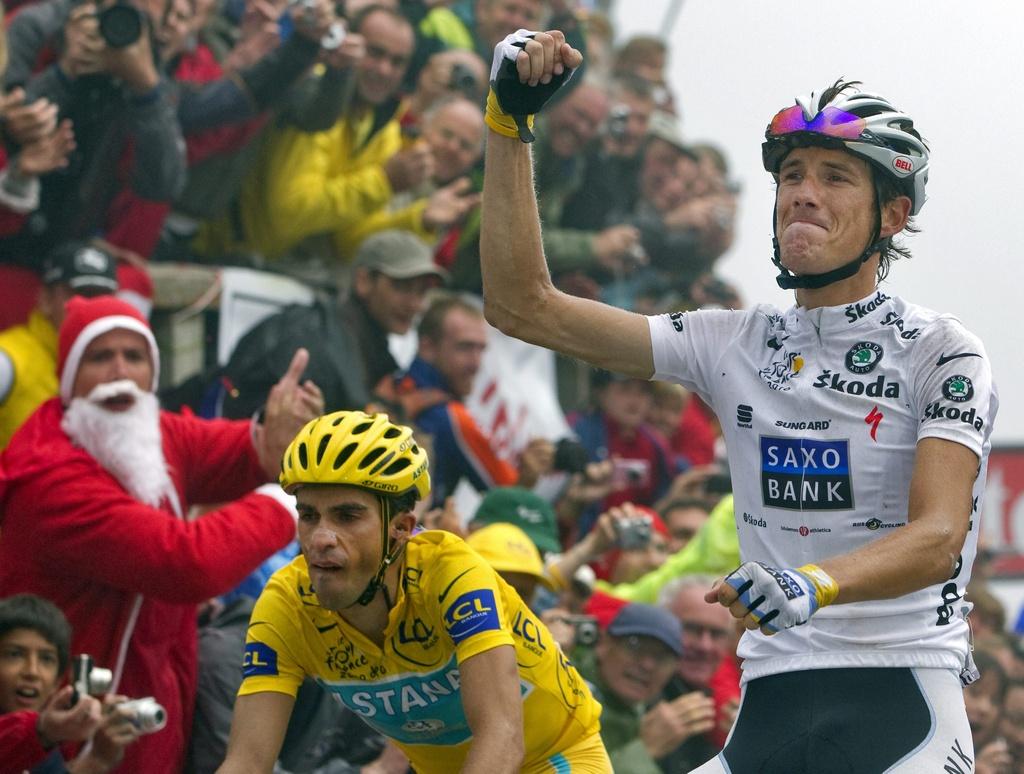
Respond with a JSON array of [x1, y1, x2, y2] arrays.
[[485, 88, 534, 139], [797, 563, 839, 609]]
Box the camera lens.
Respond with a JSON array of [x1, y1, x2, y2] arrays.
[[98, 3, 143, 49]]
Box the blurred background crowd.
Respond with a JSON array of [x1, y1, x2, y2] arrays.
[[1, 0, 1022, 772]]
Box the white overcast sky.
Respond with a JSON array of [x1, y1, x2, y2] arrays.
[[610, 0, 1022, 443]]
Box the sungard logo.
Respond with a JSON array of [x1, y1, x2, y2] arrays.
[[774, 419, 830, 430], [942, 375, 974, 403], [737, 404, 753, 428], [880, 311, 920, 340], [923, 402, 985, 431], [813, 370, 900, 398], [892, 155, 914, 174], [844, 291, 888, 323], [852, 517, 902, 531], [845, 341, 883, 374], [760, 436, 853, 511], [742, 512, 766, 528]]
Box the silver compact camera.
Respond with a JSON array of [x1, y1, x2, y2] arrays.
[[120, 697, 168, 734], [289, 0, 346, 50], [72, 654, 113, 702], [613, 515, 653, 550]]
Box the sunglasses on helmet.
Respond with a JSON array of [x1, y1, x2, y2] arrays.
[[767, 105, 866, 140]]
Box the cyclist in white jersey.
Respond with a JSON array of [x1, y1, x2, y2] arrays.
[[477, 29, 997, 773]]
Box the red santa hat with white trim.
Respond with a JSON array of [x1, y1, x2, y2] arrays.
[[57, 296, 160, 404]]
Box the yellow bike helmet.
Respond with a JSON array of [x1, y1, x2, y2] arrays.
[[280, 410, 430, 501]]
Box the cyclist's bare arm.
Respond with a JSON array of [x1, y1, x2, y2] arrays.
[[817, 437, 977, 603], [216, 691, 295, 774], [458, 644, 525, 774], [479, 33, 653, 379]]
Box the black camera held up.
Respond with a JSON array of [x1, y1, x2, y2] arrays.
[[71, 654, 168, 735], [553, 437, 589, 475], [97, 0, 145, 48]]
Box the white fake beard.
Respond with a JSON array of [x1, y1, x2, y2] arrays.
[[61, 380, 175, 509]]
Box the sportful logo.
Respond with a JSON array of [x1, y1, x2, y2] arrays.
[[760, 436, 853, 511], [844, 291, 888, 323], [844, 342, 883, 374], [759, 352, 804, 391], [942, 375, 974, 403], [736, 404, 753, 428]]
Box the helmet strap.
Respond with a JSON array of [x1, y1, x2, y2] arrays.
[[354, 496, 406, 609]]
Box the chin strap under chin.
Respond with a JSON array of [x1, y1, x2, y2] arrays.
[[772, 235, 888, 290], [353, 498, 405, 609]]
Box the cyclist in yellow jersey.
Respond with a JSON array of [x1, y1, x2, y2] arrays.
[[216, 411, 609, 774]]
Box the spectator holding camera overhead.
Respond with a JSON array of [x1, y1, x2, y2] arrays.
[[0, 296, 324, 773], [1, 0, 186, 265], [401, 47, 487, 127], [0, 594, 141, 774]]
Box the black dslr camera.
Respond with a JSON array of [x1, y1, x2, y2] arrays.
[[97, 0, 144, 48]]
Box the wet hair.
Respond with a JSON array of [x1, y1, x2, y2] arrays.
[[0, 594, 72, 674]]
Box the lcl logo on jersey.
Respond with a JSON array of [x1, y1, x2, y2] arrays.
[[845, 341, 883, 374], [760, 436, 853, 511]]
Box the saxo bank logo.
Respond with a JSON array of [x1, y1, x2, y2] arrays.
[[760, 436, 853, 511]]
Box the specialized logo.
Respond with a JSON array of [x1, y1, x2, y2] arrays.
[[864, 405, 883, 441], [759, 352, 804, 391], [760, 437, 853, 511], [852, 517, 902, 531], [737, 404, 753, 428], [669, 311, 684, 332], [813, 370, 900, 398], [444, 589, 500, 645], [242, 642, 278, 677], [844, 291, 888, 323], [845, 341, 883, 374], [942, 375, 974, 402], [936, 352, 981, 367], [774, 419, 830, 431], [922, 402, 985, 431], [742, 512, 767, 528], [879, 311, 920, 340]]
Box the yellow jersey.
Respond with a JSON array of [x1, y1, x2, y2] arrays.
[[239, 530, 602, 773]]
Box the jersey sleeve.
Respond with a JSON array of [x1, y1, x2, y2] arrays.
[[647, 308, 752, 399], [426, 538, 516, 664], [237, 571, 309, 698], [911, 316, 997, 458]]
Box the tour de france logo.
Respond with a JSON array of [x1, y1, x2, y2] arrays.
[[943, 375, 974, 403], [845, 342, 883, 374]]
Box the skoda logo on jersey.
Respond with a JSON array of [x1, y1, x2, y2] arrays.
[[942, 375, 974, 403], [760, 436, 853, 511], [845, 342, 883, 374], [844, 291, 888, 323], [812, 370, 900, 399]]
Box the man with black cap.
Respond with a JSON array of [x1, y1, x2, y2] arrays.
[[0, 239, 117, 448], [212, 229, 448, 420]]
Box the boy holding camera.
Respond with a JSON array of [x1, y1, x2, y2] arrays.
[[0, 594, 140, 774]]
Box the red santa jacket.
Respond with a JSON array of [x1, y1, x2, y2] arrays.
[[0, 399, 297, 774]]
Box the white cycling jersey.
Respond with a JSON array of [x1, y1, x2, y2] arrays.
[[648, 288, 998, 682]]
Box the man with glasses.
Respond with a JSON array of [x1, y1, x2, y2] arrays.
[[573, 603, 708, 774], [478, 29, 996, 773]]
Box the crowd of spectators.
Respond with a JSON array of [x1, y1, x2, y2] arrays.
[[1, 0, 1022, 772]]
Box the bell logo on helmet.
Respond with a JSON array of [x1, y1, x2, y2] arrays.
[[892, 156, 914, 175]]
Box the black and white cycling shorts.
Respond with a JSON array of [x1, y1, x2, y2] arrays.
[[688, 667, 974, 774]]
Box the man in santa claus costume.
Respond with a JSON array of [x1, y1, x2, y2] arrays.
[[0, 295, 322, 774]]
